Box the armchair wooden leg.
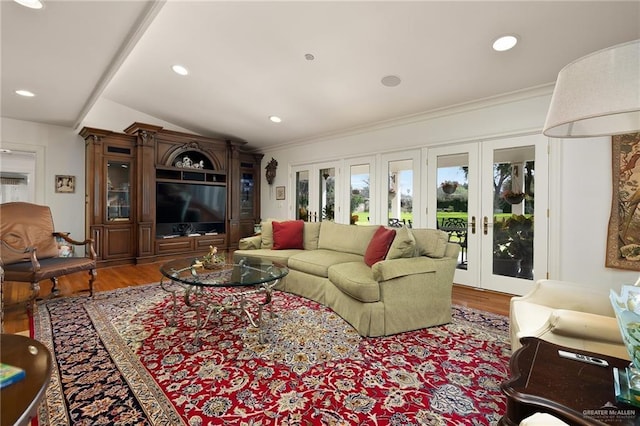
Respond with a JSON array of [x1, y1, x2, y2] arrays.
[[26, 281, 40, 315], [88, 269, 96, 297], [49, 277, 60, 295]]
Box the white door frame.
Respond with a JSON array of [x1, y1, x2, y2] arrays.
[[0, 143, 45, 204]]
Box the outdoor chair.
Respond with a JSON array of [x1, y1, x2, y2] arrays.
[[439, 217, 468, 264], [0, 202, 97, 318], [388, 218, 405, 227]]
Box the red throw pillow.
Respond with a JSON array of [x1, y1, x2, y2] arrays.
[[364, 226, 396, 267], [272, 220, 304, 250]]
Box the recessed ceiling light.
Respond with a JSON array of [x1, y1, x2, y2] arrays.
[[15, 89, 35, 97], [493, 35, 518, 52], [172, 64, 189, 76], [269, 115, 282, 123], [14, 0, 43, 9], [304, 53, 315, 61], [381, 75, 401, 87]]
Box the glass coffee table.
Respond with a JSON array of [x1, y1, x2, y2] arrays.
[[159, 256, 288, 345]]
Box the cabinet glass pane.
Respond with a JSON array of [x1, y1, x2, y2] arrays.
[[240, 172, 254, 218], [107, 160, 131, 221]]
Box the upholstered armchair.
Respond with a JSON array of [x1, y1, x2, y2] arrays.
[[0, 202, 97, 315]]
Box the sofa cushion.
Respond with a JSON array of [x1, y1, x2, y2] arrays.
[[328, 262, 380, 303], [318, 221, 379, 256], [233, 248, 302, 266], [260, 220, 274, 249], [386, 225, 416, 260], [303, 222, 321, 250], [364, 227, 396, 266], [273, 220, 304, 250], [411, 228, 449, 258], [288, 249, 363, 278]]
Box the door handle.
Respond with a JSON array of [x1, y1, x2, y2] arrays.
[[471, 216, 476, 234], [484, 216, 488, 235]]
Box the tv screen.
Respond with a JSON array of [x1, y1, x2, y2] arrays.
[[156, 182, 226, 224]]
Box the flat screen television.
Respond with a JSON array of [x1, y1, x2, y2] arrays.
[[156, 182, 226, 234]]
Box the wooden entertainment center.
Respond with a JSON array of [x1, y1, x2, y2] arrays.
[[81, 122, 263, 266]]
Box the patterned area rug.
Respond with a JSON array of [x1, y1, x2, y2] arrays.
[[34, 283, 510, 425]]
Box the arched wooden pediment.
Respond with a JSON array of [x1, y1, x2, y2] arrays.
[[162, 142, 223, 170]]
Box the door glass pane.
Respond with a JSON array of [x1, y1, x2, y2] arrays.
[[107, 160, 130, 221], [388, 160, 413, 227], [350, 164, 370, 225], [437, 154, 469, 269], [319, 168, 335, 222], [492, 146, 535, 279], [296, 170, 309, 220]]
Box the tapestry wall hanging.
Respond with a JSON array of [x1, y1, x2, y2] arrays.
[[607, 132, 640, 270]]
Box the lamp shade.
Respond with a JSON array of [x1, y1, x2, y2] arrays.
[[543, 39, 640, 138]]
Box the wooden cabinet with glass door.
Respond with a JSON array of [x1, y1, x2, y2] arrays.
[[82, 128, 137, 265]]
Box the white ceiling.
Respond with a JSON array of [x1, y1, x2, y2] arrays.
[[2, 1, 639, 151]]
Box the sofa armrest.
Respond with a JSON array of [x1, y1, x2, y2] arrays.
[[372, 257, 453, 281], [511, 279, 615, 317], [522, 309, 623, 345], [444, 242, 461, 260], [239, 235, 262, 250]]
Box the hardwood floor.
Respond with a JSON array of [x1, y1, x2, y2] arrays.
[[1, 262, 512, 334]]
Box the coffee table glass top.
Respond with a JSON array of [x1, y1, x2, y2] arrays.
[[160, 256, 288, 287]]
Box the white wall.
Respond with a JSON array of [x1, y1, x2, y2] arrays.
[[1, 117, 85, 240], [258, 86, 639, 292], [557, 138, 638, 288]]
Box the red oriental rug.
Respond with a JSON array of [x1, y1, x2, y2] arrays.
[[33, 283, 510, 425]]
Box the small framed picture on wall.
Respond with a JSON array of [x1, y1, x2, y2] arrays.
[[276, 186, 286, 200], [55, 175, 75, 193]]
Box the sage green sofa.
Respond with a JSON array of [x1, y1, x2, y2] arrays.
[[233, 220, 460, 337]]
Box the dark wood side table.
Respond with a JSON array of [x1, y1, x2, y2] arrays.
[[500, 337, 640, 426], [1, 334, 52, 426]]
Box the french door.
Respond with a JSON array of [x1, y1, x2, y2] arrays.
[[379, 150, 421, 228], [426, 143, 480, 287], [342, 156, 376, 225], [427, 134, 548, 295], [291, 161, 341, 222]]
